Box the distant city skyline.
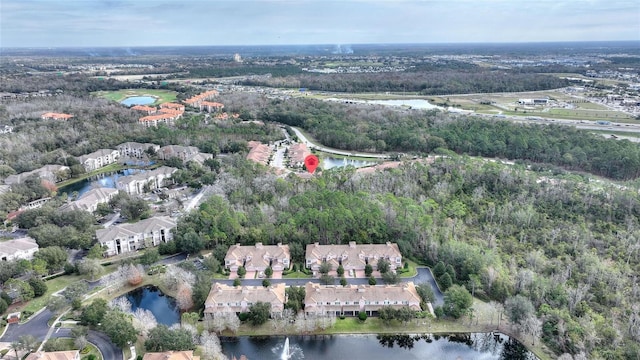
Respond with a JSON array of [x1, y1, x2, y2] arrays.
[[1, 0, 638, 48]]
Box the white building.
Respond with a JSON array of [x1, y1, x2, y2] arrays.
[[59, 187, 118, 213], [116, 166, 177, 195], [116, 142, 161, 159], [77, 149, 120, 172], [96, 216, 176, 257], [0, 237, 39, 262], [4, 164, 70, 185]]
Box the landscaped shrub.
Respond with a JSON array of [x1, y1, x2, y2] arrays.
[[238, 312, 249, 322], [21, 310, 34, 319], [358, 312, 367, 322]]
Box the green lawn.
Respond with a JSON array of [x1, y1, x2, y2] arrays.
[[282, 271, 312, 279], [19, 275, 83, 314], [91, 89, 178, 105], [398, 260, 418, 278]]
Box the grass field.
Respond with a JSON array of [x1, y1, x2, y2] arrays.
[[17, 275, 84, 315], [91, 89, 177, 105]]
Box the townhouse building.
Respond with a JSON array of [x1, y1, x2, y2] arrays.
[[306, 241, 402, 274], [204, 283, 286, 319], [304, 282, 421, 317], [224, 242, 291, 272]]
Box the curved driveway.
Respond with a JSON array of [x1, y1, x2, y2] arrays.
[[1, 310, 122, 360], [52, 329, 123, 360]]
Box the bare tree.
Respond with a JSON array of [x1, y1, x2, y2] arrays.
[[200, 331, 228, 360], [176, 283, 194, 311], [74, 335, 88, 351], [132, 308, 158, 337], [522, 315, 542, 346], [110, 296, 132, 313], [164, 265, 195, 292], [127, 263, 143, 286]]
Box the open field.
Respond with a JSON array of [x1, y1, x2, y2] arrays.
[[428, 90, 636, 121], [91, 89, 177, 105]]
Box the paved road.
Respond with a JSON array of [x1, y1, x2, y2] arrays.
[[0, 309, 52, 342], [52, 329, 123, 360], [1, 310, 123, 360], [214, 267, 444, 306], [102, 212, 121, 228], [291, 127, 390, 159]]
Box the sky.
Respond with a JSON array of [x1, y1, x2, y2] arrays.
[[1, 0, 639, 48]]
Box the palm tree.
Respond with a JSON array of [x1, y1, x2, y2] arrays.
[[19, 335, 38, 354], [10, 341, 22, 359]]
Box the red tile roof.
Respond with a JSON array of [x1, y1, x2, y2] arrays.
[[41, 112, 73, 120]]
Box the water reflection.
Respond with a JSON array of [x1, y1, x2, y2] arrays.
[[221, 333, 538, 360]]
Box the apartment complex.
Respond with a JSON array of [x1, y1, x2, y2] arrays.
[[59, 187, 118, 213], [289, 143, 311, 167], [116, 142, 161, 159], [306, 242, 402, 274], [76, 148, 120, 171], [4, 164, 70, 185], [224, 242, 291, 272], [183, 90, 219, 107], [304, 282, 421, 316], [204, 283, 286, 318], [0, 237, 39, 262], [246, 141, 270, 165], [116, 166, 177, 195], [96, 216, 176, 257]]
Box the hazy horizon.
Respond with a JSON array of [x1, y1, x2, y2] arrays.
[[2, 0, 638, 48]]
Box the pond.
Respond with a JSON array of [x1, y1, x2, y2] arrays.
[[120, 96, 156, 106], [124, 286, 180, 326], [323, 157, 378, 170], [366, 99, 444, 110], [58, 168, 146, 197], [222, 333, 539, 360], [328, 98, 445, 111]]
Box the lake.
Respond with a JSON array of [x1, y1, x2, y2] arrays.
[[121, 96, 156, 106], [58, 168, 146, 196], [124, 286, 180, 326], [323, 157, 377, 170], [366, 99, 443, 110], [327, 98, 445, 111], [222, 333, 538, 360]]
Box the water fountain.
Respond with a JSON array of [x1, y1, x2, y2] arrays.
[[281, 337, 290, 360]]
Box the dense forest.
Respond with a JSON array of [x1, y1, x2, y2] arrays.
[[254, 96, 640, 180], [169, 155, 640, 359], [243, 69, 569, 94]]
